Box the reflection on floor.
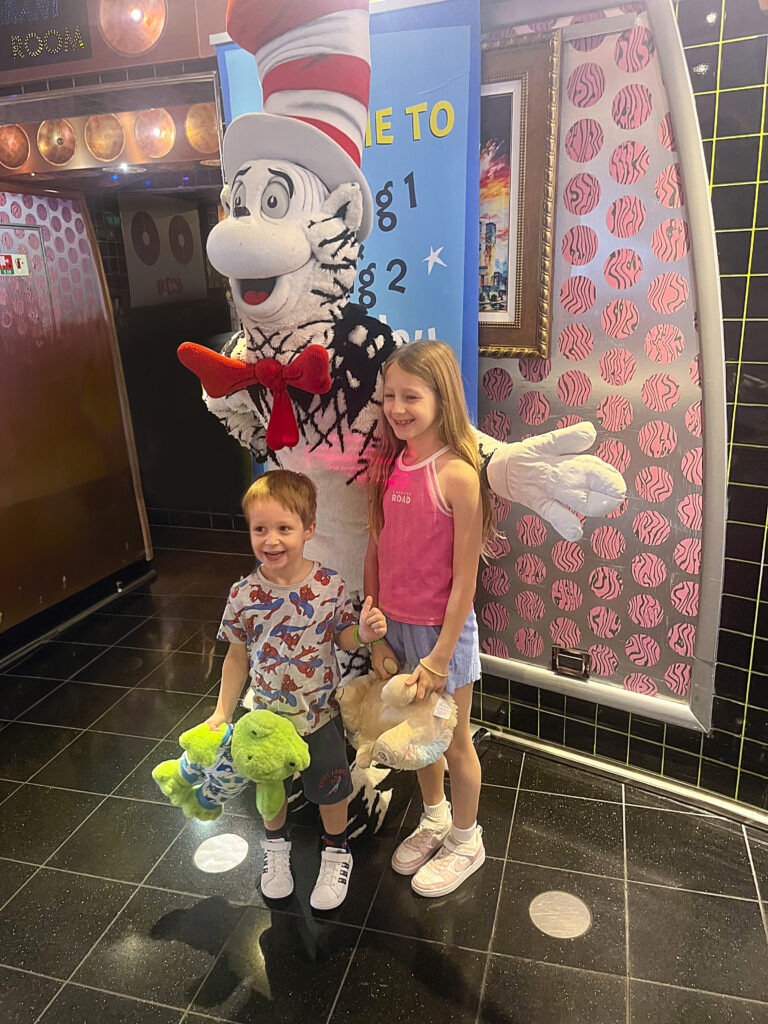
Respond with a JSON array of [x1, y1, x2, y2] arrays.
[[1, 540, 767, 1023]]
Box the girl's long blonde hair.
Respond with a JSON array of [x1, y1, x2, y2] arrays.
[[367, 340, 495, 556]]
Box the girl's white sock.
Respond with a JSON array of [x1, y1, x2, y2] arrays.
[[423, 798, 451, 823], [449, 821, 478, 845]]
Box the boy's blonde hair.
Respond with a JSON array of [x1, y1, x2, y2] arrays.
[[367, 340, 495, 554], [242, 470, 317, 528]]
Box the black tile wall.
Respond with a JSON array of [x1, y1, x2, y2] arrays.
[[475, 1, 768, 812], [716, 87, 763, 139], [695, 90, 716, 137]]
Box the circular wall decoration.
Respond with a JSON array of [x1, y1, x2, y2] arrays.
[[84, 114, 125, 161], [134, 108, 176, 159], [37, 119, 76, 165], [185, 103, 219, 155], [169, 214, 194, 265], [131, 209, 160, 265], [98, 0, 167, 55], [0, 124, 30, 169]]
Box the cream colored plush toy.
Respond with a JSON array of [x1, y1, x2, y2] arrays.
[[338, 671, 458, 771]]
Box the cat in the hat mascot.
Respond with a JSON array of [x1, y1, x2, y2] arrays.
[[178, 0, 626, 602]]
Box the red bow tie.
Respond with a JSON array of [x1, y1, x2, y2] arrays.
[[177, 342, 332, 451]]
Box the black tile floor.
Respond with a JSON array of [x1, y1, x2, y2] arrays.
[[0, 543, 768, 1023]]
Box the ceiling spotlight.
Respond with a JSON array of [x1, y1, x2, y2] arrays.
[[120, 162, 128, 171], [99, 0, 164, 54], [693, 63, 710, 75], [705, 11, 718, 24], [134, 108, 175, 158]]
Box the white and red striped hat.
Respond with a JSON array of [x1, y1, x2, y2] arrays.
[[223, 0, 373, 238]]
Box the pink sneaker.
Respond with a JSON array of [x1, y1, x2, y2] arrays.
[[411, 828, 485, 897], [391, 811, 452, 875]]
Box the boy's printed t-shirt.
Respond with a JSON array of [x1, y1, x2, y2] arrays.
[[217, 561, 356, 736]]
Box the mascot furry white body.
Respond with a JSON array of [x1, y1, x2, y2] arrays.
[[179, 0, 626, 596]]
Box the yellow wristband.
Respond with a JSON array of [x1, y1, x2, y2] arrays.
[[419, 657, 449, 678]]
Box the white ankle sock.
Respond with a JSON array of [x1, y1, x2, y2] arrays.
[[450, 822, 478, 845], [423, 798, 451, 823]]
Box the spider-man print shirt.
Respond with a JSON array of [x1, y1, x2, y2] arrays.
[[217, 562, 356, 735]]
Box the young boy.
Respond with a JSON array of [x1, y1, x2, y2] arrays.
[[208, 469, 386, 910]]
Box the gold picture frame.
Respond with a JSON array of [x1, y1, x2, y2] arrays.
[[479, 31, 561, 359]]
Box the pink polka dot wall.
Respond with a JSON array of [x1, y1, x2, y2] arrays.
[[478, 13, 702, 701], [0, 189, 105, 345]]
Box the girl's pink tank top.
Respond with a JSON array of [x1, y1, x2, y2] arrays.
[[377, 446, 453, 625]]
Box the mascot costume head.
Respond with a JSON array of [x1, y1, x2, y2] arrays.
[[206, 0, 373, 332], [178, 0, 626, 597]]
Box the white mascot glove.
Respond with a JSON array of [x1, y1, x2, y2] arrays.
[[486, 422, 627, 542]]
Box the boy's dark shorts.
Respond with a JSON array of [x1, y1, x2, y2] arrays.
[[285, 715, 352, 806]]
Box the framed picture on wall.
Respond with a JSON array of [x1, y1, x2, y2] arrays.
[[479, 31, 561, 359]]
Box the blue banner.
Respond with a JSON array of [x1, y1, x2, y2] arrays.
[[215, 0, 480, 415], [215, 41, 262, 124]]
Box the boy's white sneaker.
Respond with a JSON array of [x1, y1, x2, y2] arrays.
[[310, 846, 353, 910], [260, 838, 293, 899], [391, 807, 452, 875]]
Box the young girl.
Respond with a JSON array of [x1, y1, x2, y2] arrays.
[[364, 340, 495, 897]]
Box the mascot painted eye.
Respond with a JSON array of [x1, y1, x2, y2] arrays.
[[231, 179, 249, 218], [261, 176, 292, 219]]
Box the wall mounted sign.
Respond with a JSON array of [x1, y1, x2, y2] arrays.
[[358, 0, 480, 409], [0, 0, 226, 87], [0, 0, 91, 72], [0, 253, 29, 275]]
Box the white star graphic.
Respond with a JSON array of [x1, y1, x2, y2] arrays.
[[423, 245, 447, 276]]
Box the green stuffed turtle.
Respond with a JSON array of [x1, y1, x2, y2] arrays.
[[152, 709, 310, 821]]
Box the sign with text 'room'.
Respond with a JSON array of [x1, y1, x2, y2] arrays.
[[0, 0, 91, 72]]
